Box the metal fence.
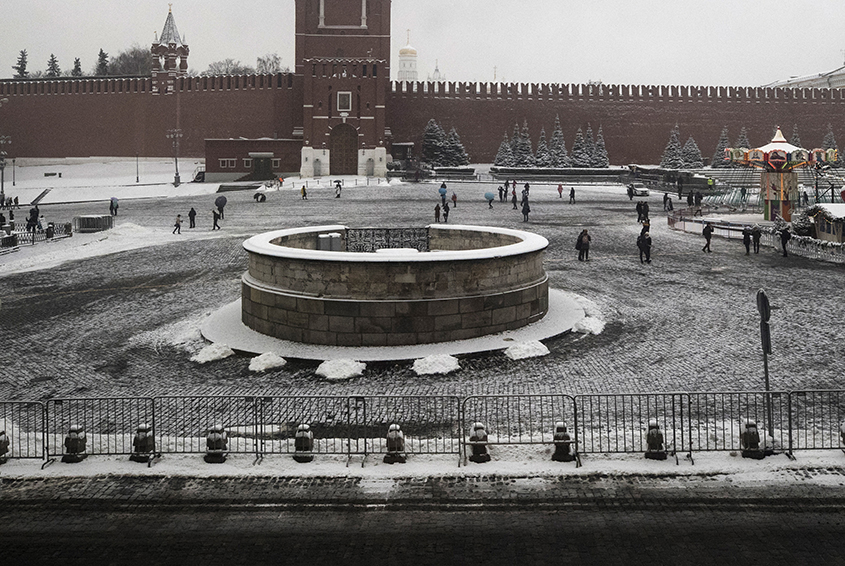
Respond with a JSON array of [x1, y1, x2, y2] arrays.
[[45, 398, 154, 459], [0, 402, 44, 459], [4, 392, 843, 465]]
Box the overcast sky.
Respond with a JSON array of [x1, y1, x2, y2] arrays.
[[3, 0, 845, 86]]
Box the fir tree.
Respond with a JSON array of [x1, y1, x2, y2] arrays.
[[681, 136, 704, 169], [510, 122, 521, 155], [711, 126, 731, 168], [790, 124, 802, 148], [583, 124, 596, 167], [445, 127, 470, 166], [592, 126, 610, 168], [822, 124, 842, 167], [421, 119, 447, 166], [46, 54, 61, 77], [549, 115, 570, 167], [95, 49, 109, 76], [494, 132, 515, 167], [71, 58, 83, 77], [660, 125, 683, 169], [734, 127, 750, 149], [12, 49, 29, 78], [534, 128, 553, 168], [570, 127, 592, 168], [513, 119, 535, 167]]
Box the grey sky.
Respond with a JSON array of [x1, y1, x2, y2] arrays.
[[3, 1, 845, 86]]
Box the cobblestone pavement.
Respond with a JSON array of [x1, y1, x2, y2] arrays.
[[1, 181, 844, 402], [3, 473, 845, 565]]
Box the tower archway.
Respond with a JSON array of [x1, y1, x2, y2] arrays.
[[330, 124, 358, 175]]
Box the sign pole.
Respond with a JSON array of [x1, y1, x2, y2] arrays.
[[757, 289, 774, 440]]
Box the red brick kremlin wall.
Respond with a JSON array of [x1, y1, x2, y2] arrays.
[[3, 75, 845, 166]]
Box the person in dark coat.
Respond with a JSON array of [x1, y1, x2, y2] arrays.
[[521, 200, 530, 222], [742, 226, 752, 255], [511, 189, 518, 210], [569, 187, 576, 204], [663, 193, 670, 211], [642, 201, 650, 222], [779, 227, 791, 257], [443, 201, 450, 223], [752, 225, 762, 253], [498, 185, 504, 202], [627, 185, 634, 200], [434, 203, 441, 223], [637, 232, 652, 264], [687, 192, 694, 207], [212, 209, 221, 230], [188, 207, 197, 229], [636, 201, 643, 223], [576, 229, 591, 261], [702, 222, 714, 252]]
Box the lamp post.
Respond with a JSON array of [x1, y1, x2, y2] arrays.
[[0, 136, 11, 207], [166, 129, 183, 186], [136, 153, 139, 183]]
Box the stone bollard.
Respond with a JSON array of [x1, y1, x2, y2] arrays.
[[0, 429, 9, 464], [293, 423, 314, 463], [645, 418, 668, 460], [741, 420, 764, 460], [130, 423, 155, 463], [468, 422, 491, 463], [62, 424, 88, 463], [204, 424, 228, 464], [552, 422, 576, 462], [383, 423, 406, 464]]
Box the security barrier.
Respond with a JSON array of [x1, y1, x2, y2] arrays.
[[2, 391, 843, 465]]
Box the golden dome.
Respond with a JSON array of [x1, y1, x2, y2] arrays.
[[399, 44, 417, 57]]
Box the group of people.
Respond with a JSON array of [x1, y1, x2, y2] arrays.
[[557, 184, 576, 203], [1, 196, 19, 210], [172, 204, 224, 234]]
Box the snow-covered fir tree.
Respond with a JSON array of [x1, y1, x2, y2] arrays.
[[421, 119, 448, 166], [12, 49, 28, 78], [494, 132, 515, 166], [570, 127, 592, 168], [95, 49, 109, 76], [534, 128, 553, 168], [660, 125, 683, 169], [822, 124, 843, 167], [592, 126, 610, 168], [549, 115, 570, 167], [71, 58, 83, 77], [734, 127, 751, 149], [46, 54, 61, 77], [510, 122, 521, 155], [445, 127, 470, 166], [790, 124, 802, 148], [512, 119, 535, 167], [583, 124, 596, 167], [681, 136, 704, 169], [711, 126, 731, 168]]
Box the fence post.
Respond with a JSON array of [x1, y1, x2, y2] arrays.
[[787, 391, 794, 459], [573, 397, 581, 468]]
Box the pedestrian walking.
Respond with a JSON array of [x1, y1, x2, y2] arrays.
[[443, 201, 450, 223], [636, 201, 643, 223], [172, 214, 182, 234], [642, 201, 649, 222], [487, 194, 495, 209], [498, 186, 504, 202], [511, 189, 518, 210], [702, 222, 713, 252], [627, 185, 634, 200], [434, 203, 441, 223], [637, 232, 652, 263], [569, 187, 576, 204], [752, 225, 762, 253], [335, 181, 342, 198], [779, 226, 791, 257], [212, 209, 221, 230], [109, 200, 115, 216], [576, 229, 591, 261], [521, 200, 531, 222], [188, 207, 197, 228], [451, 192, 457, 208], [301, 185, 307, 200], [742, 225, 752, 255], [112, 200, 119, 216], [558, 184, 563, 199], [640, 219, 650, 236], [663, 193, 669, 211], [687, 192, 694, 207]]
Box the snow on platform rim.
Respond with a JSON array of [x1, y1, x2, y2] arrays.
[[200, 288, 585, 362]]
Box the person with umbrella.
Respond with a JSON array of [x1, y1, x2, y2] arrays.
[[215, 196, 227, 219], [439, 185, 447, 206], [212, 209, 221, 230], [485, 191, 495, 209]]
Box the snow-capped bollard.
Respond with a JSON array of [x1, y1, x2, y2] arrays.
[[62, 424, 88, 463], [0, 429, 9, 464], [204, 424, 228, 464], [293, 423, 314, 463], [130, 423, 155, 463], [383, 423, 406, 464], [552, 422, 576, 462], [645, 418, 668, 460], [741, 420, 764, 460], [468, 422, 491, 463]]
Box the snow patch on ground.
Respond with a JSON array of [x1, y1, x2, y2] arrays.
[[249, 352, 287, 372], [316, 359, 366, 380], [190, 343, 235, 364], [504, 340, 550, 360], [569, 294, 606, 335], [128, 315, 207, 353], [412, 354, 461, 375]]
